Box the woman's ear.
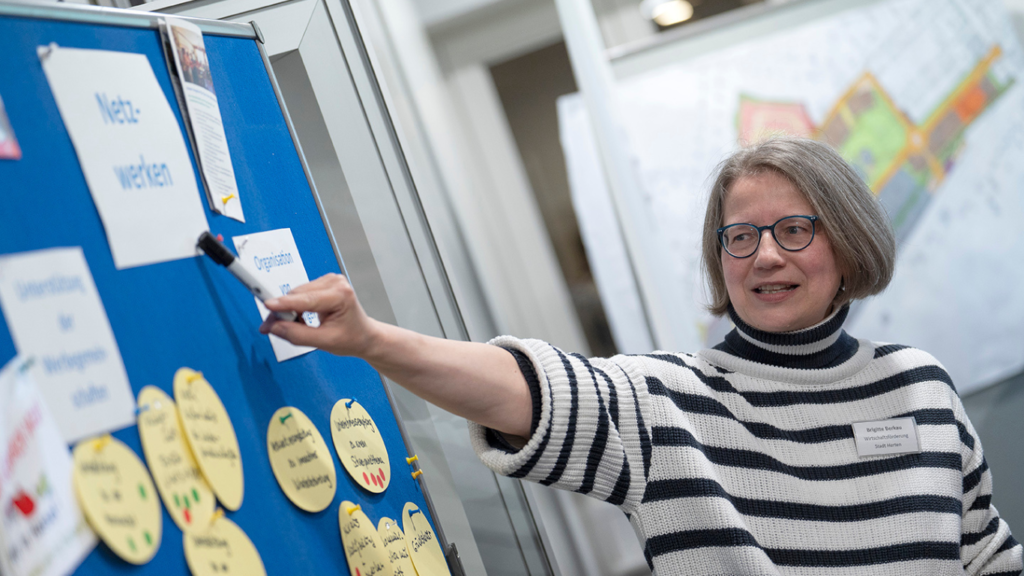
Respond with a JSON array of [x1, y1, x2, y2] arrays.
[[831, 276, 848, 313]]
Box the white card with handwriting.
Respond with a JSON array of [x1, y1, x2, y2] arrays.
[[232, 229, 319, 362], [0, 247, 135, 442], [41, 46, 208, 269]]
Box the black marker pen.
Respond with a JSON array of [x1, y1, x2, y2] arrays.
[[197, 231, 300, 322]]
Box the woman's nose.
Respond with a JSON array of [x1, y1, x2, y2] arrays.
[[753, 230, 785, 268]]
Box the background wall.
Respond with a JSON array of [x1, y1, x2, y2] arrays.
[[962, 373, 1024, 537], [356, 0, 1024, 574], [379, 0, 1024, 573]]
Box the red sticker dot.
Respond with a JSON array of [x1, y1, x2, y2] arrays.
[[362, 472, 369, 485], [379, 468, 386, 483]]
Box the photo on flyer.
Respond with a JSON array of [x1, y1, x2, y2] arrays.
[[170, 24, 214, 94]]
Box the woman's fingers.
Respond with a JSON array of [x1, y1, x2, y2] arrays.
[[264, 291, 320, 314], [265, 319, 324, 348], [265, 274, 352, 314], [258, 273, 371, 356], [264, 288, 338, 315]]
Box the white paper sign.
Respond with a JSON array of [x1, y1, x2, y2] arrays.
[[0, 248, 136, 442], [0, 356, 97, 576], [40, 46, 209, 270], [165, 18, 244, 222], [232, 229, 320, 362], [851, 417, 921, 457]]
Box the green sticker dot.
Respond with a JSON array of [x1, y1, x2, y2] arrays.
[[128, 537, 136, 551], [192, 488, 199, 502], [138, 483, 147, 500], [144, 530, 153, 546], [174, 494, 181, 508]]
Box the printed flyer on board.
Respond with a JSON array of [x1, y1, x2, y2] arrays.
[[164, 17, 244, 222]]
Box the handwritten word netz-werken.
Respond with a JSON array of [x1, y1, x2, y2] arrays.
[[96, 93, 177, 191]]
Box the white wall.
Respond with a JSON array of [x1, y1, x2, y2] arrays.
[[420, 0, 590, 352], [411, 0, 503, 27]]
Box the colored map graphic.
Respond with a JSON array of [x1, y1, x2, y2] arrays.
[[562, 0, 1024, 393], [738, 45, 1012, 242], [736, 96, 816, 144]]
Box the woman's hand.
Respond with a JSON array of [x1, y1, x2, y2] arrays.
[[259, 273, 379, 358], [259, 273, 533, 437]]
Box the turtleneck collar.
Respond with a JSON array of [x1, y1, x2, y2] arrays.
[[712, 304, 859, 370]]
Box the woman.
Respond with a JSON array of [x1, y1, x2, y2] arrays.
[[261, 138, 1021, 575]]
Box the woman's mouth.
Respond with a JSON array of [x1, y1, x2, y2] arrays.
[[754, 284, 798, 294]]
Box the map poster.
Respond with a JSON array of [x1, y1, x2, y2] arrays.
[[565, 0, 1024, 394]]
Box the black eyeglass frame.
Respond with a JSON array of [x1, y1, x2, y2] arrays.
[[717, 215, 819, 259]]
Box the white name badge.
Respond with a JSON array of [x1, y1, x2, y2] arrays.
[[851, 417, 921, 457]]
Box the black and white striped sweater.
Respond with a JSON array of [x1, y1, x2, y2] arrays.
[[469, 306, 1022, 575]]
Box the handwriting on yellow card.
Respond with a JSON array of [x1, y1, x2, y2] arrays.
[[331, 399, 390, 493], [403, 502, 450, 576], [73, 435, 161, 564], [174, 368, 244, 511], [378, 517, 416, 576], [137, 385, 215, 532], [184, 512, 266, 576], [339, 501, 393, 576], [267, 407, 336, 512]]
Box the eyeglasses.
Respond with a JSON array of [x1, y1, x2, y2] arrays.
[[717, 215, 818, 258]]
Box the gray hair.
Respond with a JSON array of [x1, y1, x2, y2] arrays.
[[701, 137, 897, 316]]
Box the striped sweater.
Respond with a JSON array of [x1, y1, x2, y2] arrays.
[[469, 306, 1023, 575]]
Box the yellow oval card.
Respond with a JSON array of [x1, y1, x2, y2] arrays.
[[137, 385, 215, 532], [72, 435, 162, 564], [267, 407, 336, 512], [184, 512, 266, 576], [403, 502, 450, 576], [339, 501, 394, 576], [174, 368, 244, 511], [378, 517, 416, 576], [330, 399, 390, 493]]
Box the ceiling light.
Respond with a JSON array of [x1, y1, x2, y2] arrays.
[[639, 0, 694, 27]]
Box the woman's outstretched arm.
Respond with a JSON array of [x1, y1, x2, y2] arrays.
[[259, 273, 533, 438]]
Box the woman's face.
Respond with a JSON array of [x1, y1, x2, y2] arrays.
[[721, 171, 842, 333]]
